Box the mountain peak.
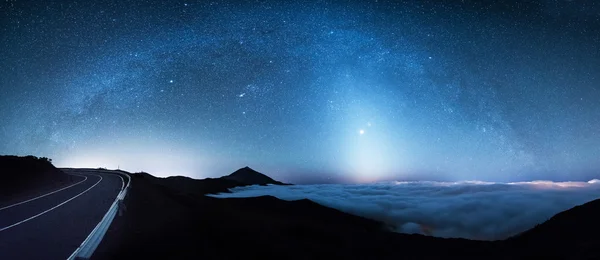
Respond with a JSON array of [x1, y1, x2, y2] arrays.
[[221, 167, 284, 186]]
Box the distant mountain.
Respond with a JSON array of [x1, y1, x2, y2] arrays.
[[220, 166, 287, 186], [148, 166, 288, 196]]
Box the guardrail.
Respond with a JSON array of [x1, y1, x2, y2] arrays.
[[67, 170, 131, 260]]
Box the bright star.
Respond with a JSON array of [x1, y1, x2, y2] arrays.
[[359, 129, 365, 135]]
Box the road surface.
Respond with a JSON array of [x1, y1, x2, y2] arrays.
[[0, 169, 123, 260]]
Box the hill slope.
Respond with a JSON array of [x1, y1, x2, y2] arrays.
[[94, 168, 498, 259], [505, 197, 600, 258], [92, 167, 600, 259], [0, 155, 77, 203]]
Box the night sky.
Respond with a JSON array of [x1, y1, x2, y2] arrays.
[[1, 0, 599, 183]]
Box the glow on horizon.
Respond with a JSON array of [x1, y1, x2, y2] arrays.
[[54, 144, 207, 178], [392, 179, 600, 189]]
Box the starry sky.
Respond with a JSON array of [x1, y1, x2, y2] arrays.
[[1, 0, 599, 183]]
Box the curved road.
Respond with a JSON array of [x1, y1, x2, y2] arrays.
[[0, 169, 123, 260]]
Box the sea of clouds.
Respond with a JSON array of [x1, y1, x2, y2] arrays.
[[211, 179, 600, 240]]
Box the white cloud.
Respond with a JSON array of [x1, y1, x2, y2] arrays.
[[210, 180, 600, 240]]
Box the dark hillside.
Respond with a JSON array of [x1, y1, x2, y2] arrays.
[[94, 169, 499, 260], [504, 198, 600, 258], [0, 155, 78, 204], [93, 167, 600, 259]]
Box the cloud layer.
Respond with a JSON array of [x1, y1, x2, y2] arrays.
[[211, 179, 600, 240]]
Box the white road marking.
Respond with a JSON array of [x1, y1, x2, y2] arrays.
[[0, 173, 103, 232], [0, 174, 88, 212]]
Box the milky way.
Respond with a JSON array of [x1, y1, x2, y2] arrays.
[[1, 0, 599, 183]]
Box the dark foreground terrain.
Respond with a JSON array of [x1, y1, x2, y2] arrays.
[[0, 155, 78, 206], [93, 167, 600, 259], [3, 156, 597, 259]]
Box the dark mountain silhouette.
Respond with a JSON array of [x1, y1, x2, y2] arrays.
[[91, 168, 600, 259], [95, 169, 498, 259], [3, 159, 593, 259], [0, 155, 78, 203], [148, 167, 289, 196], [503, 197, 600, 258], [0, 155, 56, 181], [220, 166, 287, 185]]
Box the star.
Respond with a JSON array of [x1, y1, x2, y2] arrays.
[[1, 0, 598, 185]]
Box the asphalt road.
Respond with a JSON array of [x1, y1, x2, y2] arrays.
[[0, 169, 123, 260]]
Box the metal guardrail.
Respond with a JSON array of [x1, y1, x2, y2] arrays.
[[67, 171, 131, 260]]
